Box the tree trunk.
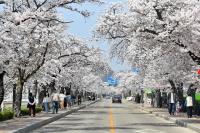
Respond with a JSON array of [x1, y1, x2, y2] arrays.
[[49, 80, 56, 95], [32, 80, 38, 98], [38, 91, 45, 106], [12, 84, 16, 114], [0, 71, 5, 106], [37, 87, 41, 106], [38, 84, 47, 106], [65, 87, 71, 95], [14, 80, 24, 117], [177, 83, 184, 102], [168, 79, 176, 92]]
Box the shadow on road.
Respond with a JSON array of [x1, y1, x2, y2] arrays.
[[74, 110, 108, 114], [92, 106, 125, 109], [56, 117, 102, 122], [33, 126, 139, 133], [126, 123, 176, 127]]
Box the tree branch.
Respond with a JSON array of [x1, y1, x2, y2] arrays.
[[48, 18, 73, 24], [62, 60, 92, 67], [58, 52, 88, 59], [108, 31, 126, 39], [153, 4, 164, 21], [33, 0, 39, 8], [0, 1, 5, 4], [168, 79, 176, 91], [25, 43, 49, 81], [188, 51, 200, 65], [26, 0, 31, 8], [47, 0, 76, 11], [174, 39, 200, 65], [141, 28, 159, 35]]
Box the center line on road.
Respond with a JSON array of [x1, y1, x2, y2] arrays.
[[109, 105, 115, 133]]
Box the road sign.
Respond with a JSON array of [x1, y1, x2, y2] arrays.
[[107, 76, 118, 86], [198, 69, 200, 75]]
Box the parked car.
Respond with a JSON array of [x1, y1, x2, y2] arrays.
[[112, 94, 122, 103], [126, 96, 134, 101]]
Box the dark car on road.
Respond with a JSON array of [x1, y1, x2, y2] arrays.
[[112, 94, 122, 103]]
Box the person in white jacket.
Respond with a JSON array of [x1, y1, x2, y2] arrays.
[[43, 93, 50, 113], [186, 94, 193, 118]]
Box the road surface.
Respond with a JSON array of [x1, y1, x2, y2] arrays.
[[32, 99, 197, 133]]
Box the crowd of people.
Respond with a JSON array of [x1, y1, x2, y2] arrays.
[[167, 89, 194, 118], [133, 84, 199, 119], [27, 90, 83, 117]]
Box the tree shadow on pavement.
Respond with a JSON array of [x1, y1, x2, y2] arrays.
[[32, 126, 139, 133], [92, 106, 125, 109], [126, 123, 176, 127], [73, 110, 108, 114], [181, 119, 200, 123], [118, 112, 148, 115], [57, 117, 102, 122], [50, 122, 88, 126]]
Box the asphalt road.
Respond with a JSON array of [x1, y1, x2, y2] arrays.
[[32, 99, 197, 133]]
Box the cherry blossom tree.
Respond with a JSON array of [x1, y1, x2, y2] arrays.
[[95, 0, 200, 93], [24, 36, 110, 104], [0, 0, 102, 117], [115, 71, 142, 95]]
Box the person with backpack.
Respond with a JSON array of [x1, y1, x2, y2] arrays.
[[27, 92, 36, 117]]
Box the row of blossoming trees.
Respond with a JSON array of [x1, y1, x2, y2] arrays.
[[0, 0, 111, 117], [95, 0, 200, 93]]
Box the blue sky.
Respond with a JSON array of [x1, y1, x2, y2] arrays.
[[0, 1, 130, 72], [58, 0, 130, 72]]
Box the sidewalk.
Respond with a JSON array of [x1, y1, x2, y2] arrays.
[[0, 100, 99, 133], [135, 102, 200, 133]]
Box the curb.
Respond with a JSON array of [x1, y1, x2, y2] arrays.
[[12, 100, 99, 133], [139, 106, 200, 133]]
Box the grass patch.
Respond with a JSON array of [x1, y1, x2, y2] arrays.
[[0, 110, 14, 121], [0, 106, 42, 121], [21, 106, 42, 115]]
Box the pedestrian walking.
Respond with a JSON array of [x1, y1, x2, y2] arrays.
[[78, 94, 82, 106], [51, 90, 60, 114], [167, 90, 176, 115], [92, 94, 96, 101], [66, 94, 71, 109], [175, 101, 181, 116], [186, 94, 193, 118], [59, 92, 66, 109], [64, 95, 72, 108], [71, 94, 76, 106], [43, 93, 50, 113], [27, 92, 36, 117]]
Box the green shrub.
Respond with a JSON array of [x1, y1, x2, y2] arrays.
[[0, 110, 14, 121], [21, 108, 29, 115], [0, 112, 3, 121], [0, 106, 42, 121], [35, 107, 42, 113], [21, 106, 42, 116]]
